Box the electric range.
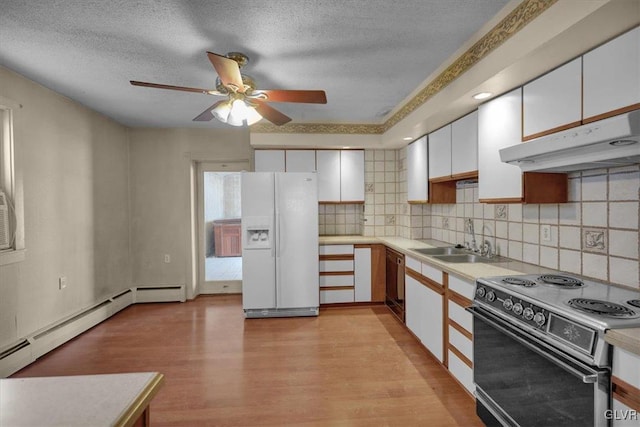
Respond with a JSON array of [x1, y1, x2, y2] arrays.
[[475, 273, 640, 367]]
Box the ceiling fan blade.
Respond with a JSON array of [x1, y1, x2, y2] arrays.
[[207, 52, 245, 93], [130, 80, 222, 95], [192, 101, 225, 122], [253, 100, 292, 126], [257, 90, 327, 104]]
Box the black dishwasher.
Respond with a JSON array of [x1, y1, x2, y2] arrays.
[[385, 247, 405, 321]]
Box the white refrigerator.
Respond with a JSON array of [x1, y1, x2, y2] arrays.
[[241, 172, 319, 318]]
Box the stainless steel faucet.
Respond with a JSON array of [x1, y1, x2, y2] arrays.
[[465, 218, 478, 252]]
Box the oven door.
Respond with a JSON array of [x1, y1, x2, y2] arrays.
[[468, 306, 611, 427]]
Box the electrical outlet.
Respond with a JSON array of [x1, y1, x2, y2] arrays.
[[58, 276, 67, 290], [541, 225, 551, 242], [164, 254, 171, 263]]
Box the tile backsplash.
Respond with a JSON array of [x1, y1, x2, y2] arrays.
[[426, 166, 640, 289], [318, 203, 363, 235], [319, 148, 639, 289]]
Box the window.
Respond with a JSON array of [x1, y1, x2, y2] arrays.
[[0, 95, 25, 265]]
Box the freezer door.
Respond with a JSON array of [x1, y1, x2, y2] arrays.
[[242, 248, 276, 309], [241, 173, 276, 310], [275, 173, 319, 309]]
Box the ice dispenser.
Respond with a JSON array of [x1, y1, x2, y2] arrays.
[[243, 217, 272, 249]]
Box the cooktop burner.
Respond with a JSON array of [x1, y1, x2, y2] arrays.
[[502, 277, 537, 287], [628, 300, 640, 309], [539, 275, 583, 288], [568, 298, 637, 318]]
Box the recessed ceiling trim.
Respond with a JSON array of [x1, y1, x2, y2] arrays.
[[251, 0, 557, 135], [250, 122, 384, 134]]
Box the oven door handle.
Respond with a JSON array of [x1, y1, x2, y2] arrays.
[[467, 306, 601, 384]]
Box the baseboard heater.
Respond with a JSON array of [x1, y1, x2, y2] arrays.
[[134, 285, 186, 303], [0, 339, 32, 378]]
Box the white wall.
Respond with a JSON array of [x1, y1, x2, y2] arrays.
[[0, 66, 131, 348], [127, 128, 251, 298]]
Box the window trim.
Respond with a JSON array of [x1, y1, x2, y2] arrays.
[[0, 95, 26, 265]]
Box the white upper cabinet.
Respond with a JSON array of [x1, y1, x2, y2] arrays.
[[316, 150, 341, 202], [285, 150, 316, 172], [478, 88, 524, 202], [406, 136, 429, 202], [340, 150, 364, 202], [522, 58, 582, 140], [255, 150, 285, 172], [583, 26, 640, 122], [451, 111, 478, 176], [428, 125, 452, 179]]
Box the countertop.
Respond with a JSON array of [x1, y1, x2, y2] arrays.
[[320, 235, 640, 356], [605, 328, 640, 356], [320, 235, 555, 282], [0, 372, 164, 427]]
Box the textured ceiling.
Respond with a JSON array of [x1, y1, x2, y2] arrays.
[[0, 0, 510, 128]]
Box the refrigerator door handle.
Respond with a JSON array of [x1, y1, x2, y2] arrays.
[[276, 213, 281, 258]]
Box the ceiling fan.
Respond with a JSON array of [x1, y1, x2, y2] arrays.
[[130, 51, 327, 126]]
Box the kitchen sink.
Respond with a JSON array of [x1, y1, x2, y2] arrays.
[[431, 254, 503, 263], [410, 247, 467, 256]]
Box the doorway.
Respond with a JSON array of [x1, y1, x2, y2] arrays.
[[197, 161, 249, 294]]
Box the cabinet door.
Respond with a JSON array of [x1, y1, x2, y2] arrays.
[[478, 88, 524, 202], [340, 150, 364, 202], [522, 58, 582, 140], [285, 150, 316, 172], [405, 275, 422, 339], [422, 284, 443, 362], [316, 150, 341, 202], [583, 26, 640, 122], [451, 111, 478, 176], [407, 136, 429, 202], [428, 125, 452, 179], [255, 150, 285, 172], [354, 247, 371, 302]]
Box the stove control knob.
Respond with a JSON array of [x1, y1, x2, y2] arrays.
[[513, 303, 523, 315], [476, 287, 486, 298], [523, 307, 534, 320], [486, 291, 496, 302], [534, 312, 546, 326], [503, 298, 514, 311]]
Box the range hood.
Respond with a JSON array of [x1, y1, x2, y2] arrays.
[[500, 110, 640, 172]]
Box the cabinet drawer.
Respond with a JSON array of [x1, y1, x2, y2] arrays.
[[320, 289, 355, 304], [421, 263, 443, 284], [448, 350, 475, 395], [319, 260, 354, 272], [406, 256, 421, 273], [449, 325, 473, 361], [448, 275, 474, 300], [319, 245, 354, 255], [448, 301, 473, 332], [319, 274, 354, 287]]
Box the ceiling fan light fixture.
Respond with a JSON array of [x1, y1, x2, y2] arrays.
[[212, 101, 232, 123], [245, 106, 263, 125]]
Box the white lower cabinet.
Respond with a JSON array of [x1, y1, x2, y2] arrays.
[[405, 257, 444, 363], [446, 274, 475, 395], [319, 244, 378, 304], [320, 288, 354, 304], [611, 347, 640, 427], [354, 247, 372, 302], [319, 244, 355, 304]]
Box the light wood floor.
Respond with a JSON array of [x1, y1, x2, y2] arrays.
[[12, 295, 482, 426]]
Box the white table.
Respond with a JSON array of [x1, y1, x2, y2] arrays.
[[0, 372, 164, 427]]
